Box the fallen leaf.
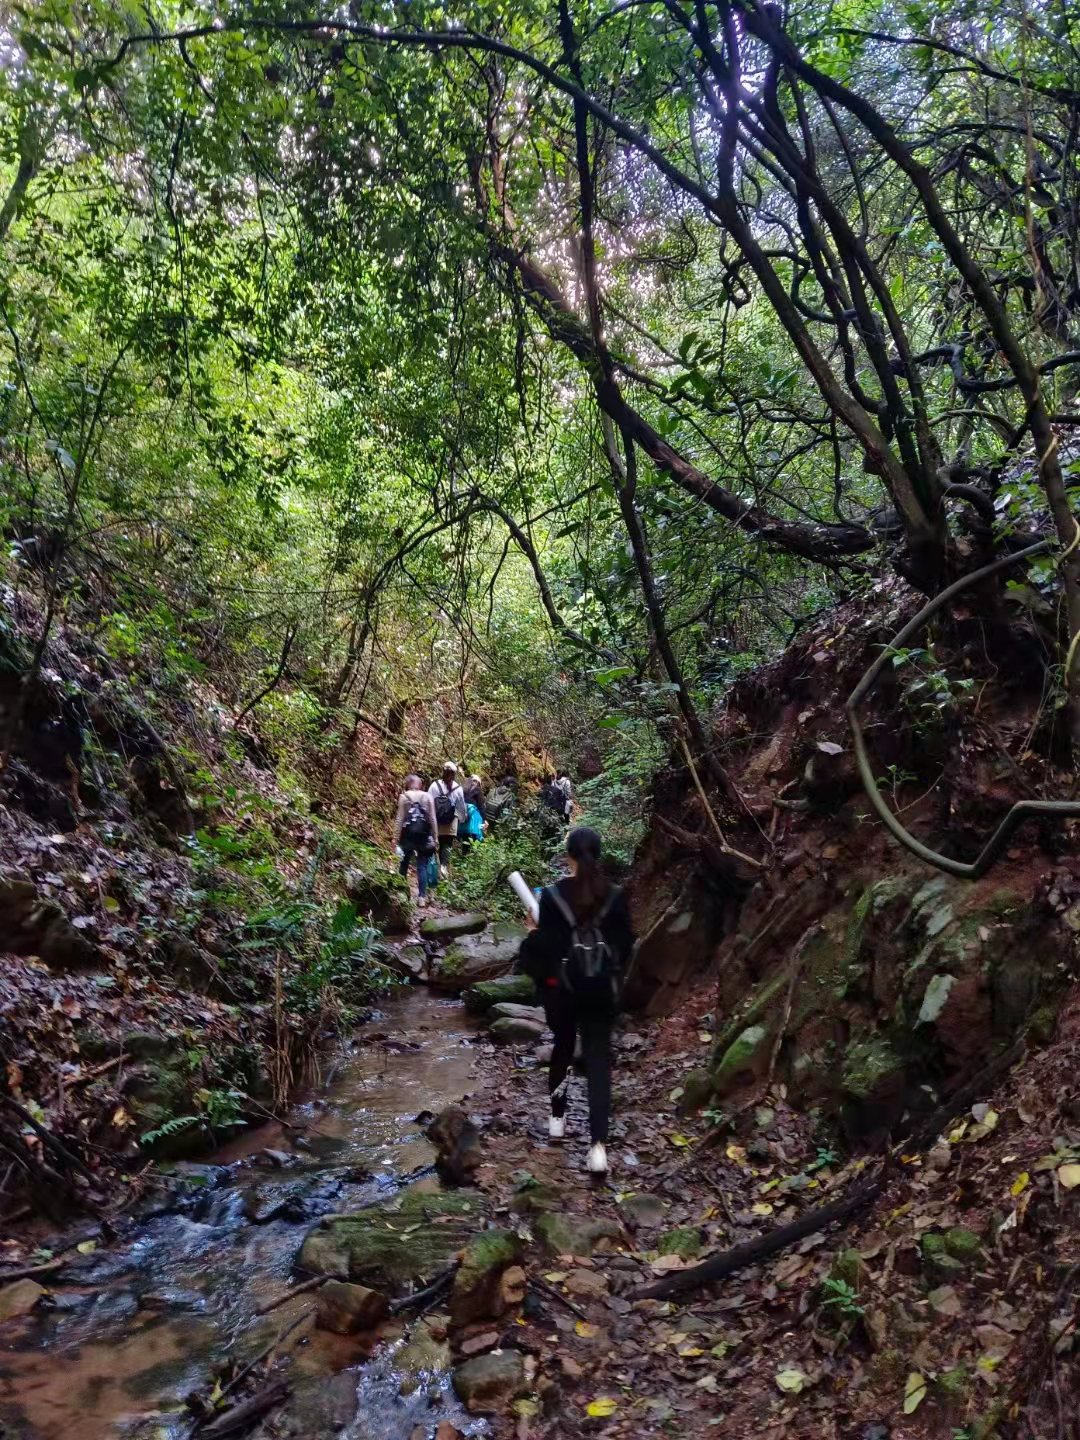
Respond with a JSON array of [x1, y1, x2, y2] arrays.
[[751, 1202, 774, 1216], [928, 1284, 962, 1317], [575, 1320, 599, 1338], [1010, 1172, 1030, 1197], [903, 1372, 927, 1414], [76, 1240, 96, 1255], [513, 1398, 539, 1417], [585, 1397, 618, 1418], [668, 1133, 692, 1148], [725, 1144, 748, 1165], [1058, 1164, 1080, 1190], [775, 1367, 809, 1394]]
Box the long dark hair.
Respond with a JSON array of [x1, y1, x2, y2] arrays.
[[565, 826, 609, 918]]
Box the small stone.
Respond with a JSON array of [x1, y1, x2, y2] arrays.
[[563, 1269, 609, 1298], [315, 1280, 390, 1334], [487, 1002, 546, 1024], [453, 1349, 527, 1413], [617, 1192, 666, 1228], [534, 1212, 623, 1257], [560, 1355, 585, 1381], [420, 912, 488, 940], [459, 1329, 500, 1357], [926, 1142, 952, 1171], [944, 1227, 982, 1264], [489, 1016, 546, 1044], [0, 1279, 46, 1324], [435, 1425, 465, 1440]]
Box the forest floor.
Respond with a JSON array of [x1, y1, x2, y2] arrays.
[[469, 975, 1080, 1440]]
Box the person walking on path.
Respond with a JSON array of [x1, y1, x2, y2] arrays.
[[393, 774, 438, 907], [515, 826, 634, 1176], [555, 770, 573, 821], [460, 774, 487, 851], [429, 762, 467, 877]]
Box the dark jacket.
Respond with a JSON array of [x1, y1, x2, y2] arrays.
[[516, 877, 634, 995]]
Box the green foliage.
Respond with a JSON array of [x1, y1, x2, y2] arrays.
[[286, 901, 394, 1014], [139, 1113, 199, 1148], [820, 1276, 865, 1318], [574, 721, 667, 868], [442, 814, 554, 919]]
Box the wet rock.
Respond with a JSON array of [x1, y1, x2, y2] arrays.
[[489, 1016, 545, 1044], [450, 1230, 524, 1326], [316, 1279, 390, 1334], [462, 974, 538, 1014], [386, 943, 427, 982], [430, 932, 520, 993], [452, 1349, 527, 1414], [120, 1029, 173, 1059], [426, 1106, 481, 1186], [397, 1315, 453, 1392], [420, 912, 487, 941], [0, 1279, 46, 1324], [534, 1212, 623, 1257], [299, 1184, 482, 1295], [487, 1002, 545, 1024], [435, 1424, 465, 1440]]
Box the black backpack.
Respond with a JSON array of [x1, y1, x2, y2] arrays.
[[548, 886, 622, 1003], [541, 781, 565, 814], [433, 782, 457, 827], [403, 798, 432, 848]]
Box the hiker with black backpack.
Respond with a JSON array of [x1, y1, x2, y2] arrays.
[[429, 762, 467, 878], [515, 826, 635, 1176], [393, 774, 438, 907]]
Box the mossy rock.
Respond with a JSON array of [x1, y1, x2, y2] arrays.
[[463, 974, 537, 1014], [828, 1248, 864, 1293], [841, 1035, 903, 1101], [657, 1227, 702, 1260], [420, 912, 488, 940], [677, 1068, 715, 1113], [533, 1211, 623, 1257], [509, 1181, 563, 1216], [431, 932, 521, 993], [711, 1023, 769, 1096], [343, 864, 412, 934], [935, 1365, 970, 1404], [451, 1228, 523, 1325], [298, 1184, 481, 1295], [1027, 1001, 1060, 1045], [944, 1226, 982, 1263]]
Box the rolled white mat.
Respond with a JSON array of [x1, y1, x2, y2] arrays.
[[507, 870, 540, 922]]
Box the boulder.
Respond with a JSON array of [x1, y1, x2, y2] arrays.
[[420, 912, 487, 941], [315, 1280, 389, 1334], [462, 974, 538, 1014], [488, 1003, 546, 1024], [489, 1017, 545, 1044], [452, 1349, 527, 1414], [711, 1023, 769, 1096], [450, 1229, 524, 1326], [430, 932, 521, 993], [0, 1279, 46, 1325], [298, 1184, 482, 1296], [343, 866, 412, 934], [534, 1212, 623, 1257], [0, 876, 98, 970], [385, 943, 427, 982]]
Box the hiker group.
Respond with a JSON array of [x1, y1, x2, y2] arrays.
[[392, 762, 487, 906]]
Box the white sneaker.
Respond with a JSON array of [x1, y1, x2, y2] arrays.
[[548, 1115, 565, 1140], [586, 1143, 608, 1175], [440, 865, 449, 879]]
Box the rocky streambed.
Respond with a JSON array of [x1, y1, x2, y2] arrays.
[[0, 987, 512, 1440]]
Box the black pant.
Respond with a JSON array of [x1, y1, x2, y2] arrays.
[[543, 989, 613, 1144], [438, 835, 455, 867]]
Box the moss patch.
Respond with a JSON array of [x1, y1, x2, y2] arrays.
[[712, 1023, 768, 1095], [841, 1034, 902, 1100], [657, 1227, 702, 1260]]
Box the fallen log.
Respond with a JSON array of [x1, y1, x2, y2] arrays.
[[200, 1378, 290, 1438], [633, 1168, 886, 1301], [635, 1038, 1026, 1303]]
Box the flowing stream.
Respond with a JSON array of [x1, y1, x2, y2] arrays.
[[0, 990, 487, 1440]]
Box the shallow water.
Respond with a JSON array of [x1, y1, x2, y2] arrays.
[[0, 991, 486, 1440]]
